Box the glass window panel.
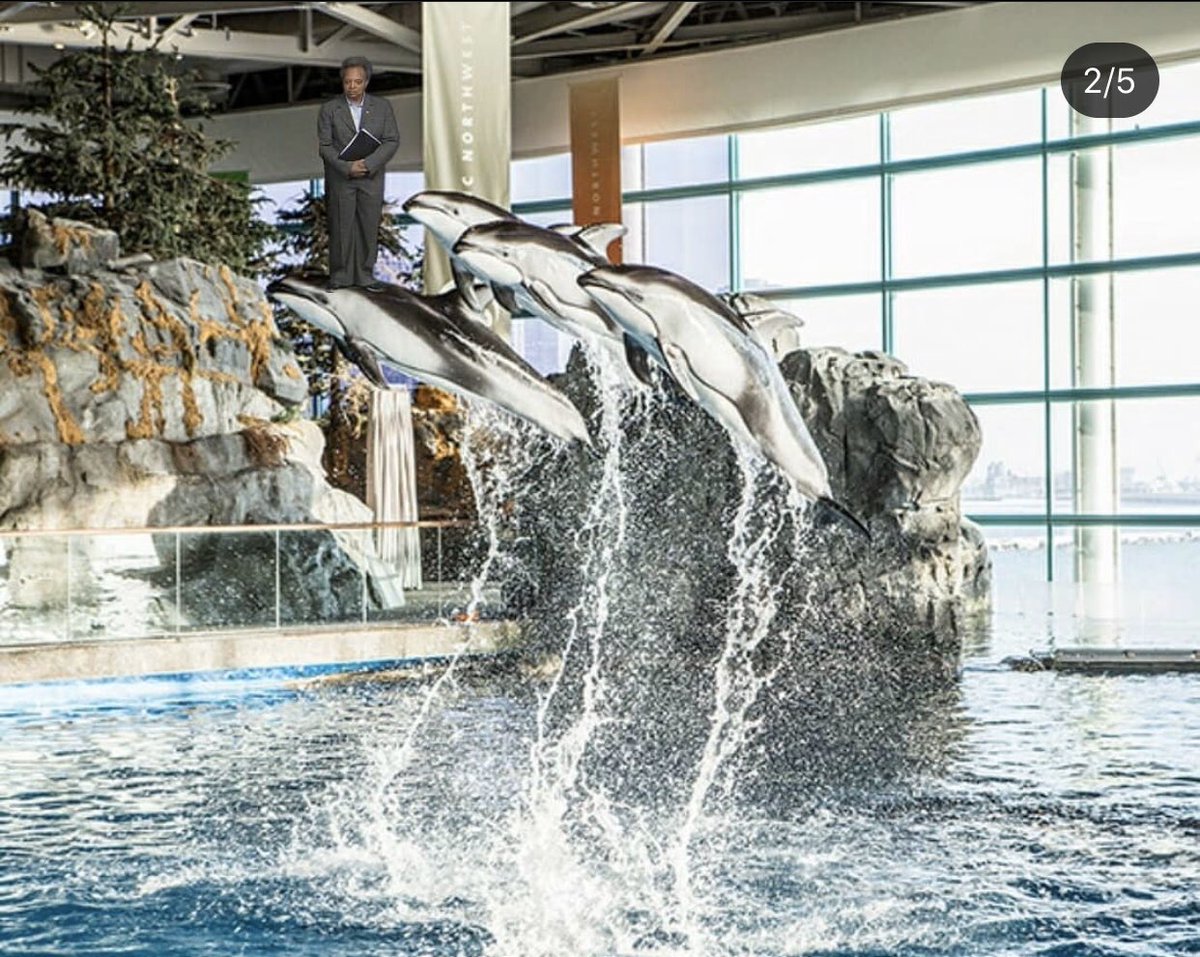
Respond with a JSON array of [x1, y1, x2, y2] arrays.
[[1049, 401, 1074, 515], [278, 530, 365, 626], [385, 170, 424, 207], [1113, 58, 1200, 132], [1051, 398, 1200, 515], [738, 115, 879, 179], [983, 523, 1052, 632], [1115, 533, 1200, 645], [520, 208, 574, 228], [740, 179, 880, 288], [512, 318, 573, 376], [1046, 152, 1073, 267], [891, 158, 1042, 277], [1050, 269, 1200, 390], [178, 531, 279, 631], [622, 202, 645, 263], [1045, 89, 1073, 143], [643, 195, 729, 292], [621, 144, 644, 192], [961, 402, 1046, 516], [0, 534, 69, 646], [1113, 136, 1200, 259], [888, 88, 1043, 160], [511, 152, 571, 204], [892, 282, 1044, 393], [1114, 267, 1200, 386], [1117, 398, 1200, 514], [642, 132, 729, 189], [68, 534, 168, 641], [775, 293, 881, 353], [1047, 276, 1075, 392]]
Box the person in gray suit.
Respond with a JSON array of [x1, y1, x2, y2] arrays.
[[317, 56, 400, 291]]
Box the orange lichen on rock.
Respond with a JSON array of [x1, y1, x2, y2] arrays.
[[123, 358, 170, 440], [32, 351, 84, 445], [50, 222, 95, 256], [30, 286, 59, 343], [131, 282, 206, 438], [284, 363, 302, 380]]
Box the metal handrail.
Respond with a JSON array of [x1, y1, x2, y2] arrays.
[[0, 518, 475, 540]]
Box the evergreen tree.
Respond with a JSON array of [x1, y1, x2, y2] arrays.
[[0, 5, 274, 273]]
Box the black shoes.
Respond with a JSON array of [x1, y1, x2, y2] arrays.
[[363, 281, 386, 293]]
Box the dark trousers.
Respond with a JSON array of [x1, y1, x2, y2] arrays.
[[326, 174, 384, 287]]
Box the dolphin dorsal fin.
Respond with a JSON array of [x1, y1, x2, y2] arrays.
[[572, 223, 627, 260], [725, 293, 805, 361], [548, 222, 628, 260]]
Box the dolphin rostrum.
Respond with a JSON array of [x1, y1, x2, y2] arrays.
[[577, 264, 867, 535], [267, 275, 592, 447]]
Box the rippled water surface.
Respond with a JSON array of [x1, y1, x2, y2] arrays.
[[1, 639, 1198, 957]]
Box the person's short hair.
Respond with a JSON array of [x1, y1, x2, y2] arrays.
[[340, 56, 372, 82]]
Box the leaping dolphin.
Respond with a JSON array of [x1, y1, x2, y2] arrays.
[[267, 275, 592, 448], [450, 219, 652, 385], [577, 264, 867, 535], [402, 191, 518, 309]]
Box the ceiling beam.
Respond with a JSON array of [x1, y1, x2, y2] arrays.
[[512, 1, 668, 46], [640, 1, 696, 57], [0, 1, 318, 24], [160, 13, 200, 39], [510, 8, 863, 60], [310, 1, 421, 53], [0, 18, 422, 72], [510, 1, 549, 16]]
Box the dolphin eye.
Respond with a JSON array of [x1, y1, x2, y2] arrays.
[[626, 288, 644, 304]]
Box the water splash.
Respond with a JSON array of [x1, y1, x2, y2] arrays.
[[670, 450, 817, 952], [490, 350, 649, 957]]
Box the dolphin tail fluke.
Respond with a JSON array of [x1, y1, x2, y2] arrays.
[[815, 496, 871, 541]]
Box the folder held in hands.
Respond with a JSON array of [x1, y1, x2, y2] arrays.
[[338, 128, 381, 162]]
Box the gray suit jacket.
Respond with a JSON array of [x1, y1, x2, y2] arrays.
[[317, 92, 400, 187]]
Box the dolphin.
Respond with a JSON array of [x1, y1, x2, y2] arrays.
[[402, 190, 519, 309], [577, 264, 867, 535], [267, 275, 592, 447], [402, 190, 516, 249], [450, 219, 651, 385]]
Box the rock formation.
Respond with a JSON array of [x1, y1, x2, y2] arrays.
[[0, 212, 398, 633], [487, 343, 989, 672]]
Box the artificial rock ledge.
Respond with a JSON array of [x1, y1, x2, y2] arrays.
[[0, 214, 394, 627]]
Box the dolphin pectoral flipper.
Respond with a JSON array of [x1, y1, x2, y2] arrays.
[[339, 336, 389, 388], [493, 283, 522, 316], [662, 342, 702, 405], [452, 261, 495, 313], [624, 335, 656, 387]]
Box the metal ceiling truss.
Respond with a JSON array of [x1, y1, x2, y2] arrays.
[[0, 1, 986, 109]]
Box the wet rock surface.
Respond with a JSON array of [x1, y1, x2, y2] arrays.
[[0, 218, 379, 627]]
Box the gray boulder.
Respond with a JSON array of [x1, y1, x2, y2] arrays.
[[0, 224, 395, 634]]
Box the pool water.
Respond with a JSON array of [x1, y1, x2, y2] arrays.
[[1, 619, 1198, 957]]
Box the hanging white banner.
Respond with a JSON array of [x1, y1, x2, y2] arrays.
[[422, 2, 511, 309]]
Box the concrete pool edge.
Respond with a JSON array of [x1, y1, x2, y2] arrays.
[[0, 620, 523, 685]]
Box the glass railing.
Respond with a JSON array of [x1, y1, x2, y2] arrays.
[[0, 520, 499, 648]]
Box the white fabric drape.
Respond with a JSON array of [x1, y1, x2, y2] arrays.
[[366, 387, 423, 589]]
